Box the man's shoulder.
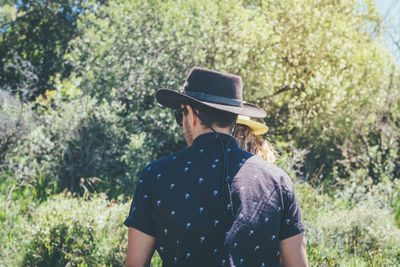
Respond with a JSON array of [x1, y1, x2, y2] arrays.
[[140, 147, 189, 178], [240, 156, 294, 190]]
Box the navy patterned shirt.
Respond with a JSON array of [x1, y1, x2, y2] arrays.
[[124, 133, 304, 267]]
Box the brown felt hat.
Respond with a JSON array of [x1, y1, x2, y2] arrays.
[[156, 67, 266, 118]]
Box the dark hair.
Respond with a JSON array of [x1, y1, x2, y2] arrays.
[[185, 101, 238, 130]]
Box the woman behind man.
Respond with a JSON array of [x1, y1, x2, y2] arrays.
[[235, 115, 278, 163]]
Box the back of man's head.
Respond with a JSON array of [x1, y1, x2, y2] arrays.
[[188, 102, 238, 132]]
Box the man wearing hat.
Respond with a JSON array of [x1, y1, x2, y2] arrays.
[[124, 67, 308, 267]]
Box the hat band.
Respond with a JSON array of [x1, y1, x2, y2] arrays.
[[183, 91, 243, 107]]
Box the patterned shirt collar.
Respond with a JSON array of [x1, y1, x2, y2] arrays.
[[191, 132, 239, 150]]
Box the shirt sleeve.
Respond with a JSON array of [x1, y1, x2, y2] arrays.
[[278, 179, 305, 241], [124, 169, 155, 237]]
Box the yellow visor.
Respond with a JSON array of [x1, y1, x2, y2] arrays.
[[237, 115, 269, 135]]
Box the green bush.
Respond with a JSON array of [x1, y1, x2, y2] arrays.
[[302, 189, 400, 266], [0, 194, 33, 266], [23, 220, 97, 266], [0, 90, 36, 169], [21, 194, 129, 266], [64, 0, 400, 183], [2, 76, 149, 198], [333, 170, 400, 210], [395, 185, 400, 228], [294, 180, 400, 266]]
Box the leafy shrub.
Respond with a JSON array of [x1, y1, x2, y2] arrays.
[[304, 198, 400, 266], [0, 90, 35, 168], [2, 77, 149, 198], [0, 190, 38, 265], [333, 170, 400, 210], [65, 0, 400, 184], [0, 0, 100, 100], [294, 180, 400, 266], [22, 194, 129, 266], [23, 220, 97, 266], [395, 185, 400, 228]]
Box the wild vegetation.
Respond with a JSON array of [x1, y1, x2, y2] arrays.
[[1, 0, 399, 266]]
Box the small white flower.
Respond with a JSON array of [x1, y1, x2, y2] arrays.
[[249, 230, 254, 236], [186, 222, 191, 229], [199, 207, 204, 213], [234, 242, 238, 248], [198, 177, 204, 184], [138, 179, 143, 183], [199, 149, 204, 153], [222, 259, 226, 265], [213, 190, 218, 196], [157, 200, 161, 206], [286, 218, 290, 224], [164, 229, 168, 235], [200, 236, 205, 243], [187, 161, 192, 165], [214, 158, 219, 163], [171, 210, 175, 217], [255, 245, 260, 251], [184, 167, 189, 173], [159, 246, 163, 252], [143, 194, 148, 199], [277, 206, 281, 212], [253, 201, 258, 207], [185, 193, 190, 199], [227, 203, 231, 210], [239, 163, 243, 167], [172, 156, 177, 160], [239, 213, 244, 219], [157, 173, 161, 179], [240, 258, 244, 264], [186, 252, 191, 259], [213, 248, 218, 255], [265, 217, 269, 223], [214, 219, 219, 226], [227, 148, 231, 152], [174, 257, 178, 263], [271, 235, 276, 240], [211, 164, 216, 169], [170, 184, 175, 189], [240, 186, 245, 191], [261, 263, 265, 267], [276, 250, 280, 256]]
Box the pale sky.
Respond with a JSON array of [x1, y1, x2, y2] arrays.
[[375, 0, 400, 64]]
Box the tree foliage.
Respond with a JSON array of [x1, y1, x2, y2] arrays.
[[67, 0, 400, 184], [0, 0, 102, 100], [1, 0, 400, 265], [1, 0, 399, 193]]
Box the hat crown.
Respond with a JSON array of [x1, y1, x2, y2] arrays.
[[155, 66, 266, 118], [183, 67, 243, 102]]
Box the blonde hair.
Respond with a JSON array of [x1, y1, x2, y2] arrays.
[[235, 124, 278, 164]]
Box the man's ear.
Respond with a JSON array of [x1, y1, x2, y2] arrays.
[[189, 106, 202, 127], [185, 105, 195, 127]]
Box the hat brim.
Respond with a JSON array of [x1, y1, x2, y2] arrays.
[[156, 88, 266, 118], [237, 117, 269, 135]]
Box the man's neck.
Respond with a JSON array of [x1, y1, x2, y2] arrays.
[[191, 126, 232, 143]]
